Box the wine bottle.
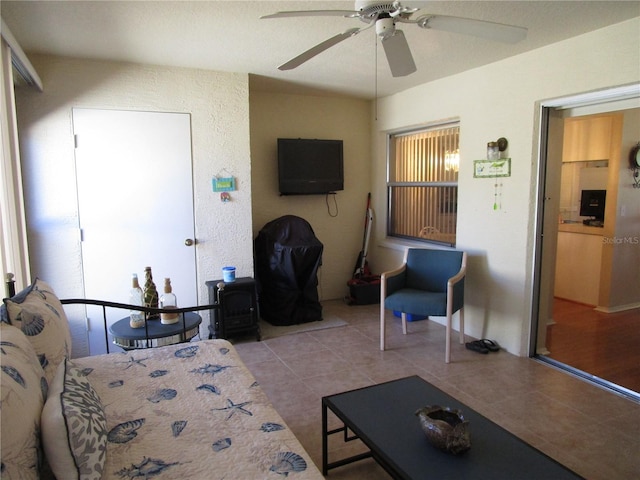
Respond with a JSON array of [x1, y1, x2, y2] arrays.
[[129, 273, 145, 328], [143, 266, 159, 319], [160, 278, 179, 325]]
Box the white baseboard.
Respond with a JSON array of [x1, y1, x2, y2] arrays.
[[594, 302, 640, 314]]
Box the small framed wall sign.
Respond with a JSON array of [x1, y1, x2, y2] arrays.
[[212, 176, 236, 192], [473, 158, 511, 178]]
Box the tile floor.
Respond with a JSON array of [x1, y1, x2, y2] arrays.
[[232, 300, 640, 480]]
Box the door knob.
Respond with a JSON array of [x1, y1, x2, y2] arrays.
[[184, 239, 195, 246]]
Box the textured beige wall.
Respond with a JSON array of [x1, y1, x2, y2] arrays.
[[370, 18, 640, 356], [249, 91, 371, 301], [13, 17, 639, 358], [15, 55, 252, 356], [609, 108, 640, 308]]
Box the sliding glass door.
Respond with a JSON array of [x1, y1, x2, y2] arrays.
[[531, 85, 640, 400]]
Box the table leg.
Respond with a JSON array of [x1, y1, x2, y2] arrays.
[[322, 400, 329, 475], [322, 399, 374, 475]]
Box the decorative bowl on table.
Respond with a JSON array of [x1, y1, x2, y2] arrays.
[[415, 405, 471, 455]]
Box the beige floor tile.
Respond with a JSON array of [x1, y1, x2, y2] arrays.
[[331, 341, 403, 366], [303, 368, 374, 397], [231, 339, 278, 365], [233, 300, 638, 480], [281, 348, 354, 379], [263, 331, 327, 360], [309, 325, 374, 350]]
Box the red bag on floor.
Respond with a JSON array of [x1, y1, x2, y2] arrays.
[[346, 275, 381, 305]]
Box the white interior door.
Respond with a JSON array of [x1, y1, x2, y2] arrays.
[[73, 108, 196, 355]]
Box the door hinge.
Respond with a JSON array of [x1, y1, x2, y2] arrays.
[[79, 228, 85, 242], [85, 317, 91, 331], [74, 134, 79, 149]]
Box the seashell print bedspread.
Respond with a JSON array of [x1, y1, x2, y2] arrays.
[[73, 340, 323, 479]]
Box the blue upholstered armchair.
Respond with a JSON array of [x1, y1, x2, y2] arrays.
[[380, 248, 467, 363]]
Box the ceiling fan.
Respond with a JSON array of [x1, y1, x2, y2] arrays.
[[262, 1, 527, 77]]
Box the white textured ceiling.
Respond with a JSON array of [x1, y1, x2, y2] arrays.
[[2, 1, 639, 98]]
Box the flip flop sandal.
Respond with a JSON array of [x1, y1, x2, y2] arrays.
[[480, 339, 500, 352], [465, 340, 489, 354]]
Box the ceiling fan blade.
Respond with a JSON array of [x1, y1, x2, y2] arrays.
[[261, 10, 357, 19], [381, 30, 417, 77], [278, 28, 362, 71], [418, 15, 527, 43]]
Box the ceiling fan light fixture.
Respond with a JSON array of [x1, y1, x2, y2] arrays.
[[376, 17, 396, 39]]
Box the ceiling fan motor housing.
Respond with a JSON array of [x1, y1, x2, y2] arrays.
[[355, 1, 399, 20]]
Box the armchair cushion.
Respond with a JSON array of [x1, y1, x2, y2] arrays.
[[405, 249, 464, 292], [384, 289, 447, 317]]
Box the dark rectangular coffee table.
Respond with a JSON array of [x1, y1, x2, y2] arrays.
[[322, 375, 583, 479]]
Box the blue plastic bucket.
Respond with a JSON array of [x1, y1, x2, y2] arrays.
[[393, 310, 427, 322], [222, 266, 236, 283]]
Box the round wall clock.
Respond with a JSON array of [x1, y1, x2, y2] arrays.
[[630, 143, 640, 168]]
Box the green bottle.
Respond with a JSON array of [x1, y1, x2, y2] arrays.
[[143, 266, 159, 319]]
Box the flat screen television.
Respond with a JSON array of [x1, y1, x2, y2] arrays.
[[277, 138, 344, 195], [579, 189, 606, 222]]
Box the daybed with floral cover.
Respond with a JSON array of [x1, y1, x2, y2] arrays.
[[1, 279, 322, 479]]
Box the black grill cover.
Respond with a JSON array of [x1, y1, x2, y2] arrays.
[[254, 215, 323, 325]]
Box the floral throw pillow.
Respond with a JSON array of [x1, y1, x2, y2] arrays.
[[41, 359, 107, 480], [0, 323, 47, 479], [3, 278, 72, 383]]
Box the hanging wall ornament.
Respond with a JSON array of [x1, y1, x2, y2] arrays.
[[493, 177, 503, 211]]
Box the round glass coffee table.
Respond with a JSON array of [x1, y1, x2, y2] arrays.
[[109, 312, 202, 350]]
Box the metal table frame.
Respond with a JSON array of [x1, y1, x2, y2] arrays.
[[322, 376, 584, 479], [59, 298, 219, 353]]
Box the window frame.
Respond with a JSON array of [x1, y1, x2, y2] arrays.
[[386, 120, 460, 247]]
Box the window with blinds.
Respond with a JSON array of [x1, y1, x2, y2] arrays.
[[387, 122, 459, 246]]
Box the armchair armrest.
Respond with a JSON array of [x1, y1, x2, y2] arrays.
[[447, 265, 466, 287], [380, 263, 408, 351], [447, 252, 467, 312], [447, 251, 467, 286], [381, 264, 407, 299]]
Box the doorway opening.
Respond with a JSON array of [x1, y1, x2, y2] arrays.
[[531, 84, 640, 401]]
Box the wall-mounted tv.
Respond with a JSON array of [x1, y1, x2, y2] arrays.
[[580, 189, 606, 222], [277, 138, 344, 195]]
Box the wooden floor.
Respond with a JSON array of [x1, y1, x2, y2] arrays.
[[546, 298, 640, 394]]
